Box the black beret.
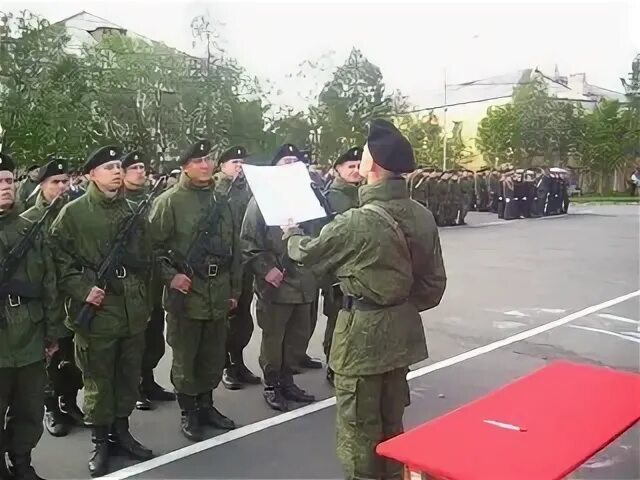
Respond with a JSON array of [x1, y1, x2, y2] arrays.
[[37, 159, 68, 182], [82, 145, 122, 174], [0, 152, 15, 172], [366, 119, 415, 173], [333, 146, 363, 167], [121, 150, 148, 170], [272, 144, 301, 166], [26, 163, 40, 172], [218, 146, 248, 164], [179, 139, 211, 166]]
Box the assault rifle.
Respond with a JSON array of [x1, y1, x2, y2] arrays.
[[0, 193, 66, 328], [74, 178, 166, 331]]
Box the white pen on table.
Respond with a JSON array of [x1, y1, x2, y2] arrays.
[[484, 419, 527, 432]]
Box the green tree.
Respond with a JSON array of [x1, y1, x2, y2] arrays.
[[311, 48, 406, 164], [580, 100, 629, 193], [477, 73, 585, 168], [0, 11, 96, 165]]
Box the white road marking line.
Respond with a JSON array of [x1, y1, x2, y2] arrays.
[[107, 289, 640, 480], [538, 308, 566, 314], [504, 310, 528, 317], [567, 325, 640, 344], [469, 221, 510, 228], [598, 313, 640, 326], [622, 331, 640, 339]]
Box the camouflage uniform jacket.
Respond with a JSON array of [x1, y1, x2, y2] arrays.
[[285, 178, 447, 375], [149, 174, 241, 320], [49, 182, 152, 338]]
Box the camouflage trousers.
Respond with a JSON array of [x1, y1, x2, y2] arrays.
[[322, 287, 342, 361], [226, 276, 255, 363], [45, 334, 83, 400], [0, 361, 45, 455], [255, 300, 310, 384], [74, 332, 145, 426], [334, 368, 409, 480], [166, 314, 227, 395]]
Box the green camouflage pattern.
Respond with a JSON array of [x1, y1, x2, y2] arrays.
[[149, 173, 241, 320], [22, 191, 71, 340], [165, 313, 227, 395], [214, 173, 255, 358], [285, 178, 446, 480], [49, 182, 152, 338], [241, 196, 317, 304], [16, 178, 38, 209], [322, 176, 359, 360], [0, 206, 58, 368], [0, 361, 46, 455], [334, 368, 408, 480], [74, 331, 144, 425]]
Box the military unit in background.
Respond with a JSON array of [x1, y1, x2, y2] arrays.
[[408, 165, 571, 225]]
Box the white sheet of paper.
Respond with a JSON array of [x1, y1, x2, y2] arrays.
[[242, 162, 327, 226]]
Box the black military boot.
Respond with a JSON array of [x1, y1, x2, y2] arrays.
[[197, 391, 236, 430], [8, 452, 43, 480], [88, 426, 110, 478], [142, 372, 176, 402], [135, 384, 152, 411], [0, 451, 12, 480], [326, 367, 335, 386], [281, 382, 316, 403], [43, 397, 70, 437], [234, 362, 261, 385], [59, 393, 85, 426], [263, 382, 288, 412], [177, 394, 203, 442], [299, 354, 323, 369], [109, 418, 153, 460], [221, 365, 243, 390]]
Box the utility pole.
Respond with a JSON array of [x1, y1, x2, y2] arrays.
[[442, 68, 448, 171]]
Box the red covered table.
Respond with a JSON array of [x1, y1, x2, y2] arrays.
[[376, 361, 640, 480]]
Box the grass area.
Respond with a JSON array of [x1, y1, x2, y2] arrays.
[[572, 195, 639, 204]]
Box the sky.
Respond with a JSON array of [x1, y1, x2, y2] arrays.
[[2, 0, 639, 110]]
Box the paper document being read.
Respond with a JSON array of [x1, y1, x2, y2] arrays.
[[242, 162, 327, 226]]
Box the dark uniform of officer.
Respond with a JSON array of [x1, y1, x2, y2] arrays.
[[0, 152, 59, 480], [22, 159, 85, 439]]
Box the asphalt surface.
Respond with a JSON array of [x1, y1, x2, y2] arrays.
[[32, 204, 640, 480]]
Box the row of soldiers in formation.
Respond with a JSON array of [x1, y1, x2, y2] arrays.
[[408, 165, 571, 224], [0, 138, 385, 480]]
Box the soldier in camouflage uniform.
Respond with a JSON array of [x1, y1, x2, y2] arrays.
[[0, 153, 62, 480], [425, 170, 441, 215], [22, 159, 84, 439], [15, 164, 39, 210], [282, 119, 446, 480], [119, 152, 175, 412], [459, 170, 473, 225], [50, 146, 153, 477], [241, 144, 317, 412], [213, 146, 261, 391], [322, 146, 362, 384], [149, 140, 240, 442]]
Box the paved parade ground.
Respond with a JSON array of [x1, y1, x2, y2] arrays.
[[34, 204, 640, 480]]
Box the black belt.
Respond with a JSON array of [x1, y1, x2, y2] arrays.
[[342, 295, 405, 312], [193, 260, 231, 279]]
